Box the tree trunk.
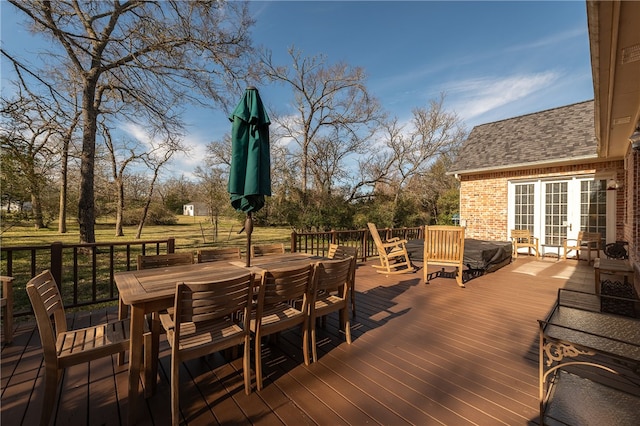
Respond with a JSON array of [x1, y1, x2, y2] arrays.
[[58, 138, 69, 233], [78, 81, 98, 244], [115, 178, 124, 237], [31, 192, 45, 229]]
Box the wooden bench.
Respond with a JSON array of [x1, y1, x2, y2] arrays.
[[538, 289, 640, 425]]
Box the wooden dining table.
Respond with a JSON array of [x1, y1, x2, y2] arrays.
[[115, 252, 323, 424]]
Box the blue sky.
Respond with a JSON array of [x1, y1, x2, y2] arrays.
[[1, 1, 593, 177]]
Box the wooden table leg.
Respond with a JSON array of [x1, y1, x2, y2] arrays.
[[144, 312, 160, 398], [128, 305, 145, 425]]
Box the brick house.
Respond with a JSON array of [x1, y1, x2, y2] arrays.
[[451, 100, 623, 250], [450, 0, 639, 294]]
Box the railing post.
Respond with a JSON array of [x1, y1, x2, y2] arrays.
[[290, 231, 297, 253], [51, 242, 63, 288], [363, 229, 369, 261], [167, 238, 175, 253]]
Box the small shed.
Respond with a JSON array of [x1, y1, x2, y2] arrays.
[[183, 202, 209, 217]]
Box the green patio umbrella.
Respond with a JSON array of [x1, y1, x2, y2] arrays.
[[228, 86, 271, 266]]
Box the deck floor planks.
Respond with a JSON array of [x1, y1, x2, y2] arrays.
[[1, 258, 607, 425]]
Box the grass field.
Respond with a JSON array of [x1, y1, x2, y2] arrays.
[[1, 215, 293, 315], [1, 215, 292, 248]]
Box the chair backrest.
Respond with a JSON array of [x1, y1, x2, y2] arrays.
[[424, 225, 465, 263], [312, 257, 353, 296], [367, 223, 384, 250], [257, 264, 313, 310], [251, 243, 285, 257], [328, 244, 358, 262], [197, 247, 241, 263], [137, 252, 194, 270], [579, 231, 602, 247], [173, 273, 254, 339], [26, 270, 68, 363], [511, 229, 533, 242]]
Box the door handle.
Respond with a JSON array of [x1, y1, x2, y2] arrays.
[[569, 223, 572, 231]]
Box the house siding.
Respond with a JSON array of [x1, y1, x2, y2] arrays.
[[459, 160, 625, 242]]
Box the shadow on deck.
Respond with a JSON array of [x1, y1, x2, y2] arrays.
[[1, 257, 599, 425]]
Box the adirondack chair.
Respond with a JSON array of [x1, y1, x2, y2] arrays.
[[367, 223, 415, 274], [423, 225, 465, 288], [510, 229, 539, 259], [563, 231, 601, 262]]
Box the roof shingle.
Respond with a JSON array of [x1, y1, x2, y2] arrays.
[[450, 100, 597, 174]]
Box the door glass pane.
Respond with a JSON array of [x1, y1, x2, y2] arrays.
[[545, 182, 567, 245], [580, 180, 607, 241], [514, 184, 535, 233]]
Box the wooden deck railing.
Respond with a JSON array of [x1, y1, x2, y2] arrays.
[[290, 226, 423, 260], [1, 238, 175, 315], [3, 226, 423, 315]]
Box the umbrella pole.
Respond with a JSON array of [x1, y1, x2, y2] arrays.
[[245, 213, 253, 267]]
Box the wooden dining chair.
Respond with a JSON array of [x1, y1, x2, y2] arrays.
[[308, 257, 354, 362], [327, 244, 359, 317], [137, 252, 195, 270], [118, 252, 194, 366], [159, 273, 254, 425], [27, 270, 150, 426], [197, 247, 241, 262], [1, 275, 14, 344], [250, 243, 285, 257], [367, 222, 414, 274], [251, 264, 313, 390]]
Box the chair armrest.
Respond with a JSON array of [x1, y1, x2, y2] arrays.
[[385, 237, 401, 243], [381, 239, 407, 249]]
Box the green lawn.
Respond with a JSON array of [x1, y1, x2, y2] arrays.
[[1, 215, 292, 248], [1, 215, 293, 315]]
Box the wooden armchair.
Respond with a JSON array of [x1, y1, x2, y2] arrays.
[[137, 252, 194, 270], [27, 270, 150, 426], [367, 223, 414, 274], [251, 264, 313, 390], [118, 252, 194, 368], [563, 231, 601, 262], [510, 229, 539, 259], [160, 273, 254, 425], [197, 247, 241, 262], [423, 225, 466, 287], [251, 243, 285, 257], [328, 244, 359, 316], [308, 257, 354, 362], [1, 276, 14, 344]]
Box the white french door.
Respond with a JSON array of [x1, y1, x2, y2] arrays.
[[508, 176, 610, 247]]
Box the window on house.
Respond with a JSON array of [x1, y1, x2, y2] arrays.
[[514, 183, 535, 234], [580, 179, 607, 240], [544, 182, 568, 245]]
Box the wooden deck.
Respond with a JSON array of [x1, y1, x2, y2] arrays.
[[1, 257, 598, 425]]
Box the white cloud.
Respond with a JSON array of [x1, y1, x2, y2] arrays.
[[445, 71, 561, 121]]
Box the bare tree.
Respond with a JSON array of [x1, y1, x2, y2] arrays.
[[261, 46, 383, 195], [0, 86, 61, 228], [102, 125, 145, 236], [6, 0, 256, 243], [355, 94, 466, 222], [135, 142, 177, 239]]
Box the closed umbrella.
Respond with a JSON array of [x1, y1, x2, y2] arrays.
[[228, 86, 271, 266]]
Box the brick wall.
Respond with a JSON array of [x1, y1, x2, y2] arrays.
[[459, 160, 625, 241], [623, 149, 639, 294]]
